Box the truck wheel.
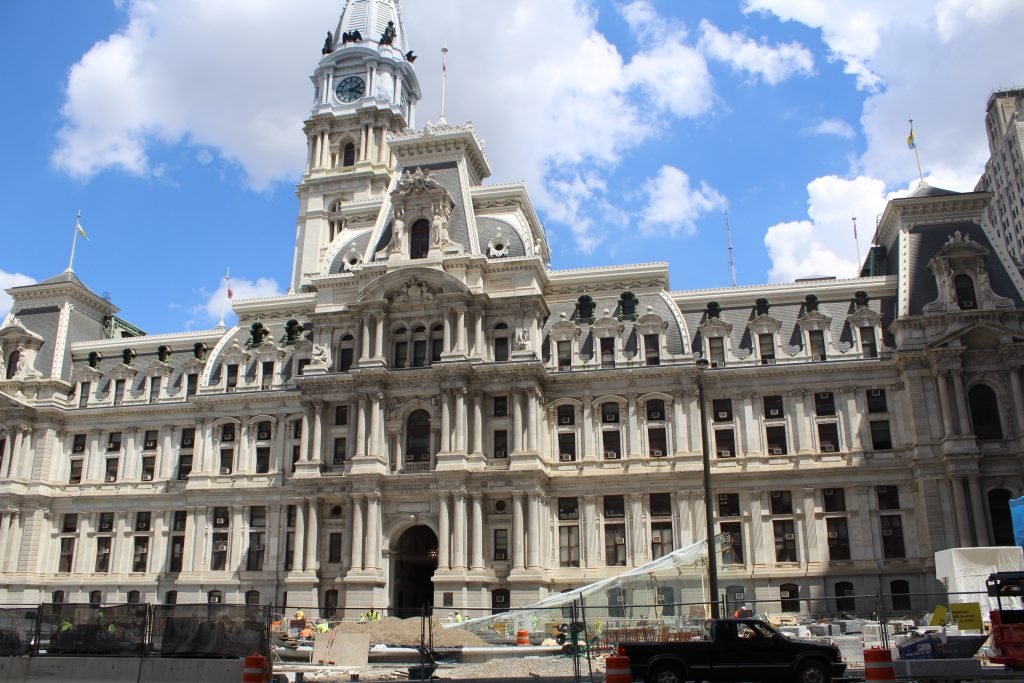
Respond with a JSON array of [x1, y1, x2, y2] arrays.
[[795, 660, 830, 683], [647, 663, 686, 683]]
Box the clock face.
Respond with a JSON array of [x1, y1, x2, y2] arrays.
[[335, 76, 365, 103]]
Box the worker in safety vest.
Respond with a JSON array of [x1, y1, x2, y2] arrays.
[[59, 618, 73, 633], [317, 621, 330, 633]]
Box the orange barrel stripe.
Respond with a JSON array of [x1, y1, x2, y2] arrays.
[[606, 654, 631, 683], [863, 647, 895, 682], [243, 654, 265, 683], [516, 629, 530, 646]]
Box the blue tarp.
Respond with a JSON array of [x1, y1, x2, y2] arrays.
[[1011, 497, 1024, 547]]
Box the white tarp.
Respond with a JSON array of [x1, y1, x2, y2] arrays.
[[934, 546, 1024, 617]]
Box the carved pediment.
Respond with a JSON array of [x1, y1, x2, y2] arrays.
[[926, 320, 1021, 350], [71, 364, 103, 384], [389, 278, 438, 304], [747, 313, 782, 335], [108, 363, 138, 381], [392, 167, 446, 197], [549, 312, 581, 343], [925, 230, 1015, 313], [699, 316, 733, 337], [144, 360, 172, 378], [220, 339, 251, 365], [847, 305, 881, 327], [252, 339, 287, 362], [796, 309, 832, 332], [635, 310, 668, 336], [182, 356, 205, 374], [592, 311, 624, 338]]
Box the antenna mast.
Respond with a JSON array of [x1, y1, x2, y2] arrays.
[[726, 211, 738, 287]]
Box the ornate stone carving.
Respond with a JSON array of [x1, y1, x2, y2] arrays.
[[390, 278, 437, 304]]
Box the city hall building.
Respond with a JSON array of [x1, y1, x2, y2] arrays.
[[3, 0, 1024, 617]]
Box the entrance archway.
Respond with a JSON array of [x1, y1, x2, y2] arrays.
[[392, 525, 438, 618]]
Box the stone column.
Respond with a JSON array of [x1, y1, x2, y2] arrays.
[[456, 307, 467, 355], [190, 507, 207, 572], [370, 393, 384, 456], [952, 371, 971, 435], [228, 507, 245, 571], [355, 398, 368, 457], [366, 494, 380, 570], [453, 491, 467, 569], [360, 317, 371, 361], [470, 494, 484, 570], [374, 315, 385, 360], [442, 310, 452, 354], [627, 396, 640, 457], [582, 395, 593, 459], [299, 408, 311, 462], [350, 495, 364, 571], [526, 390, 538, 452], [294, 502, 307, 572], [968, 475, 990, 546], [438, 492, 450, 570], [950, 477, 971, 546], [274, 415, 288, 473], [527, 492, 541, 569], [582, 495, 598, 568], [455, 390, 467, 452], [311, 403, 324, 464], [474, 312, 484, 357], [306, 499, 320, 571], [673, 395, 687, 454], [747, 491, 764, 566], [440, 393, 452, 452], [628, 493, 644, 564], [790, 391, 808, 453], [512, 492, 525, 570], [512, 391, 523, 453], [801, 488, 819, 563], [5, 430, 22, 479], [935, 372, 956, 437], [472, 395, 483, 454]]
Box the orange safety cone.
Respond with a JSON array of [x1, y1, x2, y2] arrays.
[[606, 651, 631, 683], [863, 647, 895, 681], [243, 654, 266, 683], [516, 629, 530, 646]]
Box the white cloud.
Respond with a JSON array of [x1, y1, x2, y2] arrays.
[[0, 270, 36, 321], [641, 166, 726, 237], [697, 19, 814, 85], [195, 276, 284, 326], [806, 118, 855, 139], [763, 175, 893, 283]]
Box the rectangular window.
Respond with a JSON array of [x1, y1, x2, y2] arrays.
[[98, 512, 114, 532], [817, 423, 839, 453], [763, 395, 784, 419], [602, 403, 620, 423], [412, 340, 427, 367], [219, 448, 234, 475], [493, 396, 508, 417], [644, 334, 660, 366], [602, 430, 622, 459], [814, 392, 836, 416], [332, 438, 347, 465], [250, 506, 266, 527], [765, 426, 788, 455], [186, 373, 198, 397], [327, 533, 343, 563], [169, 536, 185, 573], [105, 458, 119, 482], [651, 521, 673, 559], [430, 338, 443, 363], [62, 513, 78, 533], [180, 428, 195, 448], [558, 497, 579, 520], [877, 485, 900, 510], [339, 347, 354, 372], [867, 389, 887, 413], [758, 333, 775, 363], [211, 533, 228, 570], [880, 515, 906, 559], [720, 521, 743, 564], [709, 337, 725, 366], [293, 420, 302, 439], [221, 423, 235, 442], [557, 404, 575, 425], [113, 379, 126, 406], [225, 364, 238, 391], [648, 427, 667, 457], [261, 361, 274, 389], [284, 532, 295, 571], [712, 399, 733, 422], [257, 422, 272, 441], [860, 327, 878, 358], [718, 492, 741, 517], [557, 433, 576, 462], [95, 537, 112, 572], [494, 529, 509, 561], [79, 382, 90, 408], [809, 330, 827, 360], [177, 454, 192, 480], [493, 430, 508, 458], [826, 518, 851, 561], [256, 447, 270, 473], [143, 430, 158, 450], [600, 337, 615, 368], [773, 520, 797, 562], [823, 487, 846, 513], [494, 336, 510, 362], [213, 507, 230, 528], [605, 523, 627, 566], [107, 431, 122, 452], [136, 511, 151, 531], [557, 341, 571, 370], [650, 493, 672, 517], [149, 376, 161, 403], [173, 510, 187, 531], [770, 490, 793, 515], [335, 405, 349, 425], [870, 420, 893, 450], [247, 532, 265, 571], [604, 495, 625, 519], [559, 525, 580, 567], [132, 537, 149, 572], [58, 538, 75, 573], [69, 459, 83, 484], [393, 341, 408, 368], [72, 433, 87, 453]]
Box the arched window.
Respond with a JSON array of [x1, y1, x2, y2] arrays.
[[208, 590, 223, 604], [834, 581, 855, 613], [954, 274, 977, 309], [5, 350, 18, 380], [89, 590, 102, 607], [52, 590, 65, 604], [493, 323, 510, 362], [968, 384, 1002, 440], [619, 291, 638, 319], [406, 410, 431, 463], [245, 590, 260, 605], [889, 580, 911, 611], [577, 295, 595, 321], [646, 399, 665, 421], [165, 590, 177, 605], [127, 590, 141, 604], [491, 589, 510, 615], [324, 589, 339, 619], [779, 583, 800, 613], [989, 488, 1014, 546], [410, 219, 430, 259], [343, 142, 356, 167]]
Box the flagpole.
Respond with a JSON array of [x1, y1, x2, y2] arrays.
[[218, 269, 230, 328], [852, 214, 862, 277], [909, 117, 924, 183], [439, 37, 448, 124], [67, 211, 81, 272]]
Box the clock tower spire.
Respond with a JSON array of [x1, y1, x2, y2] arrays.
[[292, 0, 421, 291]]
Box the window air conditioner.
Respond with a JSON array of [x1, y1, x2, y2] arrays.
[[139, 546, 148, 553], [603, 414, 617, 423], [711, 361, 721, 368], [559, 453, 573, 462], [771, 491, 782, 498], [719, 494, 730, 501], [770, 448, 783, 455], [559, 417, 572, 425], [870, 389, 882, 397], [717, 412, 729, 419], [495, 450, 506, 458], [144, 441, 157, 449], [137, 522, 148, 530], [494, 551, 507, 560], [784, 533, 796, 540], [733, 592, 744, 600], [651, 411, 663, 420], [823, 444, 835, 452], [106, 475, 117, 482], [258, 432, 270, 440], [827, 531, 838, 539], [882, 529, 893, 536], [99, 548, 110, 555], [823, 488, 834, 495], [878, 486, 888, 492], [141, 473, 153, 481], [100, 524, 112, 532], [220, 467, 231, 475], [651, 449, 664, 457], [182, 438, 193, 447], [215, 543, 228, 552], [963, 300, 974, 308], [780, 591, 791, 598], [215, 518, 226, 525], [210, 595, 221, 603], [73, 446, 85, 453], [718, 450, 732, 457], [253, 545, 265, 551], [769, 409, 780, 417], [605, 451, 620, 459], [818, 392, 831, 399]]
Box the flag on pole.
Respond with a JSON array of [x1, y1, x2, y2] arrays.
[[906, 124, 916, 150], [76, 212, 88, 240], [226, 273, 234, 299]]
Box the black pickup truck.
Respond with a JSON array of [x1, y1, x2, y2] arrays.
[[618, 618, 846, 683]]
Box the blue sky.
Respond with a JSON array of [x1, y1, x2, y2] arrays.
[[1, 0, 1020, 333]]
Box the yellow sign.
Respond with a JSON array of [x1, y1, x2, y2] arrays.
[[929, 605, 948, 626], [950, 602, 983, 630]]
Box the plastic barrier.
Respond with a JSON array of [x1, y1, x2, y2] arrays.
[[605, 653, 631, 683], [863, 647, 895, 681], [515, 629, 530, 646], [242, 654, 265, 682]]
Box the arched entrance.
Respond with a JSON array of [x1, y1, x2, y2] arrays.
[[392, 525, 438, 618]]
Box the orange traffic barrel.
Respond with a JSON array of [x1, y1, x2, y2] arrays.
[[606, 654, 631, 683], [243, 654, 269, 683], [864, 647, 895, 681], [516, 629, 530, 646]]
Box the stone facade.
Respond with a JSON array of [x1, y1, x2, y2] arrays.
[[3, 1, 1024, 617], [977, 89, 1024, 263]]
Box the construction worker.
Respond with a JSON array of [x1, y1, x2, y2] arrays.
[[59, 617, 73, 633], [294, 609, 305, 621], [317, 621, 330, 633]]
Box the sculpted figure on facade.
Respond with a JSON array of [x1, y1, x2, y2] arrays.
[[309, 344, 331, 369], [388, 206, 406, 255], [431, 203, 453, 247]]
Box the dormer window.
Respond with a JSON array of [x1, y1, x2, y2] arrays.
[[600, 337, 615, 368], [758, 334, 775, 364], [808, 330, 826, 361], [225, 364, 238, 392], [954, 274, 977, 309], [619, 292, 638, 320], [577, 295, 595, 322], [860, 327, 878, 358], [709, 337, 725, 366], [643, 334, 660, 366], [410, 219, 430, 259]]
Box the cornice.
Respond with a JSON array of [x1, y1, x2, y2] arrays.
[[69, 328, 225, 353], [672, 275, 897, 307]]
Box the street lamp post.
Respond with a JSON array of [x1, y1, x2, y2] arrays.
[[695, 357, 720, 619]]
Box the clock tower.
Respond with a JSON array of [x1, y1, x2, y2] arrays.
[[292, 0, 421, 291]]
